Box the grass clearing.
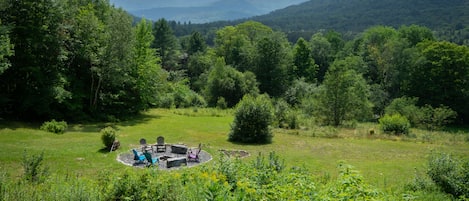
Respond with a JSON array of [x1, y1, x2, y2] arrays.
[[1, 108, 468, 193]]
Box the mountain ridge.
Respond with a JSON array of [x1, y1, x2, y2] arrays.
[[110, 0, 307, 23]]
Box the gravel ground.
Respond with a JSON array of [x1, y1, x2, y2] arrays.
[[117, 145, 212, 169]]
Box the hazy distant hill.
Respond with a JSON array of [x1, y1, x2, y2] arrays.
[[110, 0, 307, 23], [249, 0, 469, 33]]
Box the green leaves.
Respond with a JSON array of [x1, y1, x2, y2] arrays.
[[229, 95, 273, 144]]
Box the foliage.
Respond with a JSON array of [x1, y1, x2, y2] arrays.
[[320, 163, 381, 200], [385, 97, 457, 130], [404, 41, 469, 123], [229, 95, 274, 144], [385, 97, 421, 125], [293, 37, 318, 82], [204, 58, 259, 107], [0, 19, 13, 75], [252, 32, 293, 97], [152, 18, 179, 70], [284, 78, 317, 106], [315, 57, 373, 126], [100, 126, 116, 150], [427, 152, 469, 198], [273, 99, 299, 129], [40, 119, 68, 134], [21, 151, 48, 183], [418, 105, 457, 131], [133, 18, 166, 109], [379, 114, 410, 135]]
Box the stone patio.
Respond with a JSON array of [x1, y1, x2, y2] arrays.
[[117, 144, 212, 169]]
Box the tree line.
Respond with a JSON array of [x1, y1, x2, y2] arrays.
[[0, 0, 468, 126]]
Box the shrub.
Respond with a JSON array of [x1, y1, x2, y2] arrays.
[[40, 119, 68, 134], [216, 97, 227, 109], [100, 127, 117, 150], [379, 114, 410, 135], [229, 95, 273, 144], [427, 152, 469, 198], [22, 151, 49, 183], [385, 97, 457, 130], [418, 105, 457, 131]]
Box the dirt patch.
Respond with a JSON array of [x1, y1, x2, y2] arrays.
[[219, 149, 250, 158]]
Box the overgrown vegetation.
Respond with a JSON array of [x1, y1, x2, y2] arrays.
[[0, 152, 388, 200], [427, 152, 469, 198], [21, 151, 48, 183]]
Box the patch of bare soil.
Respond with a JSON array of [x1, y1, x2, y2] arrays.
[[219, 149, 250, 158]]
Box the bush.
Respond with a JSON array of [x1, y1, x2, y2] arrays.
[[40, 119, 68, 134], [100, 127, 117, 150], [229, 95, 273, 144], [427, 152, 469, 198], [22, 151, 49, 183], [385, 97, 457, 130], [379, 114, 410, 135]]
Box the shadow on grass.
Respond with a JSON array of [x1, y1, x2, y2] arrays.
[[0, 111, 161, 132], [0, 120, 42, 130], [228, 139, 272, 146], [68, 113, 162, 133]]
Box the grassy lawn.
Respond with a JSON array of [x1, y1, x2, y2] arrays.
[[1, 108, 468, 192]]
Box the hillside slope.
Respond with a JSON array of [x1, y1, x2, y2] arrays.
[[110, 0, 307, 23], [250, 0, 469, 33]]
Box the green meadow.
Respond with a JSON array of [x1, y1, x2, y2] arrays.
[[1, 108, 468, 199]]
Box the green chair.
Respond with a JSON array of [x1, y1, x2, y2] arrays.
[[143, 152, 158, 167], [132, 149, 146, 163]]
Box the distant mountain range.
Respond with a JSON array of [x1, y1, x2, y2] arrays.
[[110, 0, 307, 23], [249, 0, 469, 33]]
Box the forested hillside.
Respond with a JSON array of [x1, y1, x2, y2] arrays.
[[178, 0, 469, 45], [1, 0, 468, 127], [110, 0, 307, 23], [252, 0, 469, 32]]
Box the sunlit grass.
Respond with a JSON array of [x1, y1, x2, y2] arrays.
[[1, 108, 468, 192]]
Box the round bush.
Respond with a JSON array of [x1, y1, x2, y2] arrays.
[[379, 114, 410, 135], [229, 95, 273, 144], [100, 127, 117, 149], [40, 119, 68, 134]]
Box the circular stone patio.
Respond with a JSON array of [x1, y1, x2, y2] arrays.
[[117, 145, 212, 169]]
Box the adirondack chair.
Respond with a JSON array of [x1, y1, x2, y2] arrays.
[[143, 152, 158, 167], [155, 136, 166, 152], [187, 143, 201, 162], [132, 149, 146, 164]]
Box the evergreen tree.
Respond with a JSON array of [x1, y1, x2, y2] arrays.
[[293, 37, 318, 82], [152, 18, 179, 70]]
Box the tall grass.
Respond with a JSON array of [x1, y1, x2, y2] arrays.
[[1, 108, 468, 200]]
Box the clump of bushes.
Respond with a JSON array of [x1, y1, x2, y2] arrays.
[[100, 127, 119, 151], [40, 119, 68, 134], [229, 95, 273, 144], [427, 152, 469, 198], [379, 114, 410, 135], [385, 97, 457, 131]]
